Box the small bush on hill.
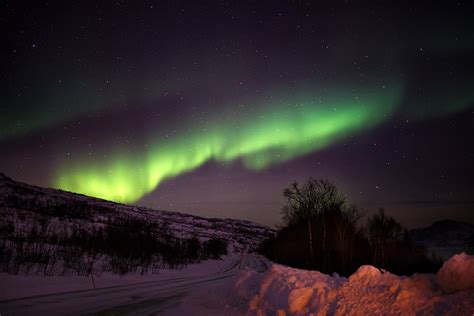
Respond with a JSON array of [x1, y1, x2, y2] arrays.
[[203, 237, 228, 259]]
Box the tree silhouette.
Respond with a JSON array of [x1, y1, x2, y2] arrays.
[[367, 208, 402, 268], [281, 178, 346, 269], [261, 181, 441, 276]]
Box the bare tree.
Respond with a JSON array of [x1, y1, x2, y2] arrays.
[[334, 205, 365, 273], [281, 178, 345, 267], [367, 208, 402, 268]]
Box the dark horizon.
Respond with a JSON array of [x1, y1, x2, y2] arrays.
[[1, 171, 472, 230]]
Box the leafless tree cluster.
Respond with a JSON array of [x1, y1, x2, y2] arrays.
[[260, 178, 442, 276]]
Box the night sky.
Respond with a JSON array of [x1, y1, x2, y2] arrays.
[[2, 0, 473, 228]]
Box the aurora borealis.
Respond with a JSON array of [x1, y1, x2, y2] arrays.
[[2, 0, 474, 227], [55, 87, 400, 203]]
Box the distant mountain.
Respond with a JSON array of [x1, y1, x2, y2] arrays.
[[410, 220, 474, 259], [411, 219, 474, 245]]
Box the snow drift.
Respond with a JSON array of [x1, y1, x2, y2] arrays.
[[234, 253, 474, 315], [437, 252, 474, 293]]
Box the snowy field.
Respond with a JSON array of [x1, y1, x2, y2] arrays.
[[0, 254, 253, 315], [0, 255, 240, 301], [1, 253, 473, 315]]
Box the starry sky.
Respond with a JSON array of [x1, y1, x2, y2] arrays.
[[2, 0, 473, 228]]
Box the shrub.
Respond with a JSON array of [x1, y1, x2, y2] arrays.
[[203, 238, 228, 259]]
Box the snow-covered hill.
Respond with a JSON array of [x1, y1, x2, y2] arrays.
[[0, 173, 274, 254], [410, 220, 474, 259]]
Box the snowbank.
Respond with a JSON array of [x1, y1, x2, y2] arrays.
[[437, 252, 474, 293], [234, 253, 474, 315]]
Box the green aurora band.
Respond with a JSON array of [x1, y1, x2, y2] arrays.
[[55, 88, 401, 203]]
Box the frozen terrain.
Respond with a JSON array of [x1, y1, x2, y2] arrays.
[[410, 220, 474, 260], [0, 254, 257, 315], [2, 253, 473, 315], [235, 252, 474, 315], [1, 173, 473, 315], [0, 173, 275, 254], [0, 253, 272, 315]]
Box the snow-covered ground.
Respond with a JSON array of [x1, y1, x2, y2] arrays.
[[4, 173, 472, 315], [0, 255, 236, 301], [234, 252, 474, 315], [0, 254, 248, 315], [1, 253, 473, 315]]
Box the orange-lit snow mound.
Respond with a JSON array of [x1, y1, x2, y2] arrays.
[[235, 253, 474, 315], [437, 252, 474, 293]]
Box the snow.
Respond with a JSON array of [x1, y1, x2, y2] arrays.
[[288, 287, 313, 313], [1, 172, 473, 315], [0, 174, 276, 255], [0, 255, 238, 301], [2, 253, 474, 315], [234, 253, 474, 315], [0, 255, 248, 315], [437, 252, 474, 293]]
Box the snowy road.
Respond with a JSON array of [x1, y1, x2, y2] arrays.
[[0, 254, 269, 316]]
